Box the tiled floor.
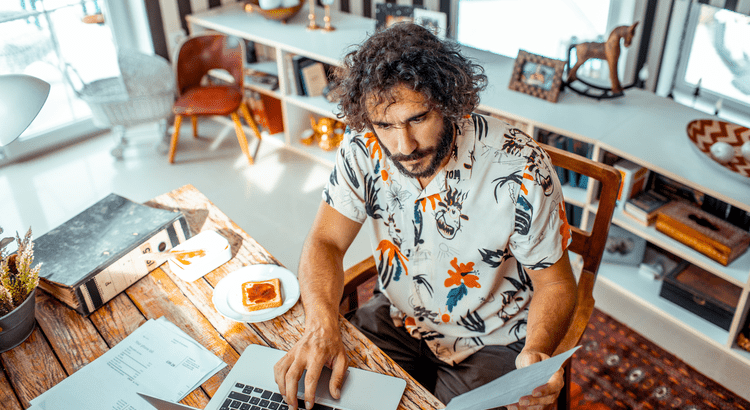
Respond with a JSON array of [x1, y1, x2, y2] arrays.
[[0, 119, 372, 275]]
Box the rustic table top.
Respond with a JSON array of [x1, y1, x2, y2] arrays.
[[0, 184, 443, 410]]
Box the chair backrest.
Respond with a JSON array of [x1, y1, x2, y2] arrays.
[[174, 34, 245, 96], [539, 142, 621, 355]]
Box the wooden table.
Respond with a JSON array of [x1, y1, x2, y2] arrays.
[[0, 184, 443, 410]]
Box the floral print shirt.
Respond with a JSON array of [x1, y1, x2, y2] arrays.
[[323, 114, 571, 365]]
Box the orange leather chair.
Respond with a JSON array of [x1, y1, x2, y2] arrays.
[[168, 33, 262, 164]]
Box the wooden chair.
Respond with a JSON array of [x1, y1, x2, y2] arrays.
[[168, 33, 262, 164], [340, 142, 622, 409]]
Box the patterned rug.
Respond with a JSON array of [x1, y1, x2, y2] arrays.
[[569, 309, 749, 409]]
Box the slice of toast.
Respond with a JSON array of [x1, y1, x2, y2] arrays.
[[241, 278, 283, 312]]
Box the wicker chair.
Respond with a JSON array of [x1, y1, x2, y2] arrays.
[[66, 50, 175, 159]]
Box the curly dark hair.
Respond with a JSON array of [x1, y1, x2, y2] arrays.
[[330, 23, 487, 132]]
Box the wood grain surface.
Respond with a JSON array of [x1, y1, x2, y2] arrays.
[[0, 184, 443, 410]]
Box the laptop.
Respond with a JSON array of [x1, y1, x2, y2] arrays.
[[138, 344, 407, 410]]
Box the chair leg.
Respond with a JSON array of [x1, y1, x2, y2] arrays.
[[110, 125, 126, 160], [231, 112, 253, 164], [169, 115, 183, 164], [240, 102, 263, 162], [191, 116, 198, 138]]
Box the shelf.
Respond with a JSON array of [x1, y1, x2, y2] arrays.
[[286, 94, 338, 118], [597, 262, 730, 346], [612, 211, 750, 287]]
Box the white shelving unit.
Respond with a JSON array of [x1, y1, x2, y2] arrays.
[[187, 3, 750, 398]]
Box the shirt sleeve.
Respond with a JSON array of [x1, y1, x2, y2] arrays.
[[508, 140, 571, 270], [322, 130, 370, 224]]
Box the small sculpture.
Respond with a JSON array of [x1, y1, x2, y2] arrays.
[[301, 116, 345, 151], [566, 22, 639, 98]]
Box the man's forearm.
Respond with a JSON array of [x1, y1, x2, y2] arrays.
[[297, 237, 347, 329], [523, 253, 577, 355]]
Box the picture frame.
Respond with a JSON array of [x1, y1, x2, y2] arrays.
[[508, 50, 566, 103], [375, 3, 415, 29]]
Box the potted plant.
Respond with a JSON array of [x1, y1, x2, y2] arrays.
[[0, 227, 41, 353]]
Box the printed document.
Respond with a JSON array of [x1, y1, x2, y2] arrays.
[[28, 317, 226, 410], [445, 346, 581, 410]]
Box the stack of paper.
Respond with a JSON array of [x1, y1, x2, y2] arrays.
[[29, 317, 226, 410]]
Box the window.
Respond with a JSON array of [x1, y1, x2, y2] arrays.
[[0, 0, 121, 163], [670, 3, 750, 121], [456, 0, 638, 83]]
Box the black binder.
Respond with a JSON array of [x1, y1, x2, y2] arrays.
[[32, 193, 191, 315]]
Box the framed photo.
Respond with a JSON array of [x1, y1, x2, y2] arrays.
[[508, 50, 565, 103], [413, 8, 447, 38], [375, 3, 415, 29]]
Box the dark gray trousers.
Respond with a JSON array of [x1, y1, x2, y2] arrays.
[[348, 292, 524, 405]]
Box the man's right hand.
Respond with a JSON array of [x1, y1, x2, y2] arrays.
[[273, 319, 349, 410]]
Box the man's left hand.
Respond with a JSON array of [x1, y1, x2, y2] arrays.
[[505, 350, 564, 410]]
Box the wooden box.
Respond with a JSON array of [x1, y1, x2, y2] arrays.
[[655, 201, 750, 266], [659, 264, 741, 330]]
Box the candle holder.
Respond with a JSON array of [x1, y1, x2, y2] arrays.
[[322, 4, 335, 31], [307, 0, 319, 30]]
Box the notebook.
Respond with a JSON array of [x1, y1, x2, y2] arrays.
[[138, 344, 407, 410]]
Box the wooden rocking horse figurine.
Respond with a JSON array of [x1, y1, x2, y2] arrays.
[[566, 22, 639, 96]]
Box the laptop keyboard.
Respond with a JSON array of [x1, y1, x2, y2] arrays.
[[219, 382, 343, 410]]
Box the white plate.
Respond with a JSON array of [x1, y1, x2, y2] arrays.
[[212, 264, 300, 323]]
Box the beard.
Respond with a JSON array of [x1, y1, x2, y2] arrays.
[[376, 117, 455, 180]]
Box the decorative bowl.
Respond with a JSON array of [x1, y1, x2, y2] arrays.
[[686, 119, 750, 181], [244, 0, 303, 23]]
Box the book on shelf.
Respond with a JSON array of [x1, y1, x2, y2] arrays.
[[623, 190, 670, 226], [546, 133, 568, 185], [245, 68, 278, 91], [31, 194, 191, 315], [245, 90, 284, 135], [567, 139, 592, 188], [613, 158, 649, 208], [564, 203, 584, 228], [649, 172, 704, 206], [284, 53, 298, 95], [602, 223, 647, 266], [292, 55, 321, 96], [300, 61, 328, 98], [702, 194, 750, 231]]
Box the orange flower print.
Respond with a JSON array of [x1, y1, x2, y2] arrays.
[[520, 167, 534, 196], [381, 169, 389, 182], [557, 202, 571, 251], [417, 193, 441, 212], [445, 258, 480, 288], [376, 239, 409, 289], [365, 132, 382, 160], [444, 258, 479, 313]]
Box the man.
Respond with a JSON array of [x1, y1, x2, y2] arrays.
[[273, 23, 577, 410]]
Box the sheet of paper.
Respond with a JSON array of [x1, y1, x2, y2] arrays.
[[29, 317, 225, 410], [444, 346, 581, 410]]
